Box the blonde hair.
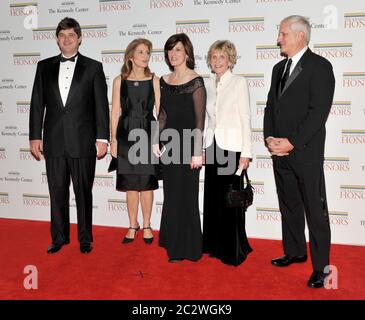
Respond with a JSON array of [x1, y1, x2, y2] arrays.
[[121, 38, 152, 80], [207, 40, 237, 71]]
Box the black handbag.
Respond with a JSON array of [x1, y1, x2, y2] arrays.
[[224, 170, 254, 209], [108, 156, 117, 173], [155, 163, 163, 180]]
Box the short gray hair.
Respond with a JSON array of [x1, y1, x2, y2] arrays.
[[281, 15, 311, 44]]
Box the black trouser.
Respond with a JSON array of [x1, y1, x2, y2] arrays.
[[45, 156, 96, 245], [273, 157, 331, 271]]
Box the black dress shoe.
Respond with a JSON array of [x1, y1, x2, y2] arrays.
[[47, 244, 62, 254], [307, 271, 329, 288], [46, 241, 69, 254], [80, 243, 93, 254], [271, 254, 307, 267], [168, 258, 184, 263]]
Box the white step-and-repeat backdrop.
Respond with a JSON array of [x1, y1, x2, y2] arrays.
[[0, 0, 364, 245]]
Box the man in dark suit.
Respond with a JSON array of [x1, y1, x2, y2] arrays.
[[29, 17, 109, 254], [264, 15, 335, 288]]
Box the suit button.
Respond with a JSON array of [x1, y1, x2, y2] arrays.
[[276, 109, 280, 114]]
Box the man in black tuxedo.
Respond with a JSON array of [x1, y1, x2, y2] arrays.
[[29, 17, 109, 254], [264, 15, 335, 288]]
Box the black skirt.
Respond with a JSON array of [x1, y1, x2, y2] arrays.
[[202, 138, 253, 266], [116, 174, 158, 192]]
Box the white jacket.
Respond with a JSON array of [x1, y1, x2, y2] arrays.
[[204, 70, 252, 158]]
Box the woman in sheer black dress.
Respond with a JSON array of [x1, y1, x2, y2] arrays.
[[153, 34, 206, 262]]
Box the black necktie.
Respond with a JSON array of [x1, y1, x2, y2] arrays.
[[280, 58, 292, 92], [60, 53, 78, 63]]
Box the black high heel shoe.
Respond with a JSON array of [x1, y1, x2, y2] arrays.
[[122, 225, 140, 244], [143, 226, 154, 245]]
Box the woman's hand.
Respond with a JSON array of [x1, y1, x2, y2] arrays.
[[191, 156, 203, 169], [152, 144, 162, 157], [110, 141, 117, 158], [238, 157, 250, 170]]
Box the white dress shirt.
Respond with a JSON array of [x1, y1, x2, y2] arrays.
[[287, 45, 308, 76], [204, 69, 252, 158], [58, 54, 78, 106]]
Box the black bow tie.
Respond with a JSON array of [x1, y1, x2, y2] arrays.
[[60, 53, 78, 63]]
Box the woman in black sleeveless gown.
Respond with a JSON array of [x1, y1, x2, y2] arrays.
[[154, 34, 206, 262], [110, 38, 160, 245]]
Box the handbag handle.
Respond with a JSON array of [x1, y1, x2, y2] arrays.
[[232, 170, 251, 191]]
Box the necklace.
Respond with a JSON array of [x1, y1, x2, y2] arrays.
[[131, 70, 140, 87]]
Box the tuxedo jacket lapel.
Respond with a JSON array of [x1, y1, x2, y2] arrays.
[[276, 61, 286, 100], [65, 54, 86, 108], [280, 61, 303, 96], [50, 55, 64, 108], [279, 49, 312, 98]]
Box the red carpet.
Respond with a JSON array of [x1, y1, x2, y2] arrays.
[[1, 218, 364, 300]]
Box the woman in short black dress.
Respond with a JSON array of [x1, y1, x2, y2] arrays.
[[110, 38, 160, 245]]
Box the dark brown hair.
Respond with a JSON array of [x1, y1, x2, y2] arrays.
[[56, 17, 82, 38], [121, 38, 153, 80], [164, 33, 195, 71]]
